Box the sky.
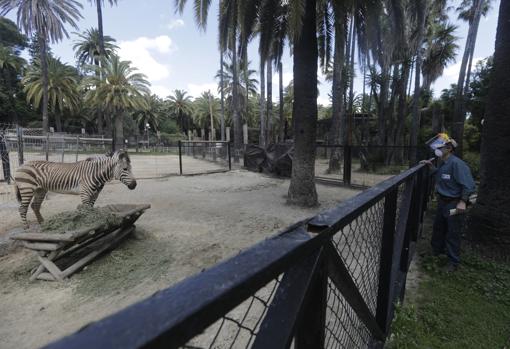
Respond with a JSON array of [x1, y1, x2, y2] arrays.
[[4, 0, 501, 106]]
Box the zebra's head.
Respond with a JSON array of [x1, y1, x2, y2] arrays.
[[112, 150, 137, 190]]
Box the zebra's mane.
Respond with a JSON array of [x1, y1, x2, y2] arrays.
[[85, 150, 130, 163]]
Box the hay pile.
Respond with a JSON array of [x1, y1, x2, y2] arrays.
[[41, 206, 122, 233]]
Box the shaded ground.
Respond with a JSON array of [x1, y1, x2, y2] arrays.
[[0, 170, 360, 349]]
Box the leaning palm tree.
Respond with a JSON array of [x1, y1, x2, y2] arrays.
[[167, 89, 193, 134], [133, 94, 162, 137], [22, 57, 81, 132], [82, 55, 150, 150], [192, 91, 220, 135], [0, 0, 83, 133]]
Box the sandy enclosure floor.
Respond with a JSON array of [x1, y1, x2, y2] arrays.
[[0, 170, 360, 349]]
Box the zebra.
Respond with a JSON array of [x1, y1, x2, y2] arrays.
[[14, 150, 137, 229]]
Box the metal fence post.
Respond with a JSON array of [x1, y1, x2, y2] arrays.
[[227, 142, 232, 171], [0, 134, 11, 183], [375, 187, 398, 336], [17, 126, 24, 165], [343, 145, 352, 185], [75, 136, 79, 162], [178, 140, 183, 175], [45, 133, 49, 161], [295, 256, 327, 349]]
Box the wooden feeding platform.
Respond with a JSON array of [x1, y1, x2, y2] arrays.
[[10, 204, 151, 282]]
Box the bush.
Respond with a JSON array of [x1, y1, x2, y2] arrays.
[[160, 118, 179, 134], [159, 132, 185, 145], [463, 152, 480, 180]]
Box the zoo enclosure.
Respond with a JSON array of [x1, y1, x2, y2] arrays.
[[0, 128, 233, 184], [44, 162, 431, 349]]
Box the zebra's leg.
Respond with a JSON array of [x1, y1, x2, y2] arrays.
[[31, 188, 47, 224], [88, 184, 104, 207], [79, 185, 96, 208], [18, 187, 34, 229]]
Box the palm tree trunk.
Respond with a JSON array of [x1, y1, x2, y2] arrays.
[[232, 32, 242, 162], [287, 0, 318, 207], [347, 16, 356, 118], [55, 112, 63, 133], [410, 0, 428, 164], [266, 60, 273, 144], [377, 66, 390, 146], [278, 61, 284, 142], [96, 0, 106, 56], [94, 58, 104, 135], [468, 0, 510, 256], [463, 5, 483, 98], [327, 16, 346, 173], [452, 0, 484, 156], [114, 112, 124, 150], [344, 16, 354, 111], [259, 62, 266, 147], [220, 52, 226, 141], [38, 32, 49, 133]]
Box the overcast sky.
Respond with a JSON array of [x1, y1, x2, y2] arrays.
[[4, 0, 501, 105]]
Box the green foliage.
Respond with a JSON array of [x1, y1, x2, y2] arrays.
[[159, 132, 185, 145], [159, 118, 179, 134], [463, 151, 480, 180], [463, 122, 481, 152], [0, 17, 28, 50]]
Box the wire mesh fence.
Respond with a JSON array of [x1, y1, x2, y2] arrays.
[[44, 162, 431, 349], [315, 145, 430, 188]]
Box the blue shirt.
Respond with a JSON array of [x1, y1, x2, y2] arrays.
[[434, 155, 476, 202]]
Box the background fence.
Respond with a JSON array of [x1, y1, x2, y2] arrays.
[[43, 162, 431, 349], [315, 145, 430, 188], [0, 128, 233, 202]]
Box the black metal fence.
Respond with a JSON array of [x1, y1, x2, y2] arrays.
[[43, 161, 431, 349], [0, 129, 233, 184], [315, 145, 430, 188]]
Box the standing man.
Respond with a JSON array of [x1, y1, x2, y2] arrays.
[[421, 135, 476, 272]]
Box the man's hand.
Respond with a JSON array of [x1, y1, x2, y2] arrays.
[[456, 200, 467, 212], [420, 159, 433, 166]]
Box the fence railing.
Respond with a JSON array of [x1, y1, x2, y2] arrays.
[[42, 161, 431, 349]]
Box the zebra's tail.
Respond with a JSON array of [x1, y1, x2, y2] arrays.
[[14, 182, 21, 203]]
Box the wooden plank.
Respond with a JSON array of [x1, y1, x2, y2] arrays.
[[253, 248, 320, 349], [11, 232, 74, 242], [60, 226, 134, 278], [23, 241, 60, 251], [324, 243, 385, 341], [37, 272, 56, 281], [37, 255, 63, 281], [31, 251, 58, 281]]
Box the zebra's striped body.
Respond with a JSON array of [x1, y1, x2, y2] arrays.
[[14, 150, 137, 229]]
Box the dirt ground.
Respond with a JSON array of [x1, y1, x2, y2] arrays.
[[0, 169, 361, 349]]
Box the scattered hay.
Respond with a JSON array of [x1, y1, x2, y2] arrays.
[[40, 206, 122, 233]]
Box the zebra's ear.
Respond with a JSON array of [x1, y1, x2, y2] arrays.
[[105, 151, 114, 157]]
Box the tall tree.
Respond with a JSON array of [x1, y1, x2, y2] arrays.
[[88, 0, 117, 57], [82, 55, 150, 150], [0, 0, 83, 133], [451, 0, 488, 156], [167, 89, 193, 134], [22, 57, 80, 132], [73, 27, 117, 134], [468, 0, 510, 256]]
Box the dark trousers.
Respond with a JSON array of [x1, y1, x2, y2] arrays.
[[431, 198, 465, 265]]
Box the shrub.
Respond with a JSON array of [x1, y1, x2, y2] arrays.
[[463, 152, 480, 180]]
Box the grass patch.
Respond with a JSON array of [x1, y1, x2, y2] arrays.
[[387, 209, 510, 348]]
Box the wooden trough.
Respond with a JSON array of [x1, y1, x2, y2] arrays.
[[10, 204, 151, 282]]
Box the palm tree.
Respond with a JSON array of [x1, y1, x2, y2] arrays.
[[133, 94, 162, 133], [22, 57, 80, 132], [192, 91, 220, 135], [422, 23, 459, 91], [73, 27, 117, 134], [0, 0, 83, 133], [167, 89, 193, 134], [0, 45, 25, 124], [468, 0, 509, 256], [88, 0, 117, 57], [73, 28, 117, 68], [82, 55, 150, 150], [452, 0, 491, 155]]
